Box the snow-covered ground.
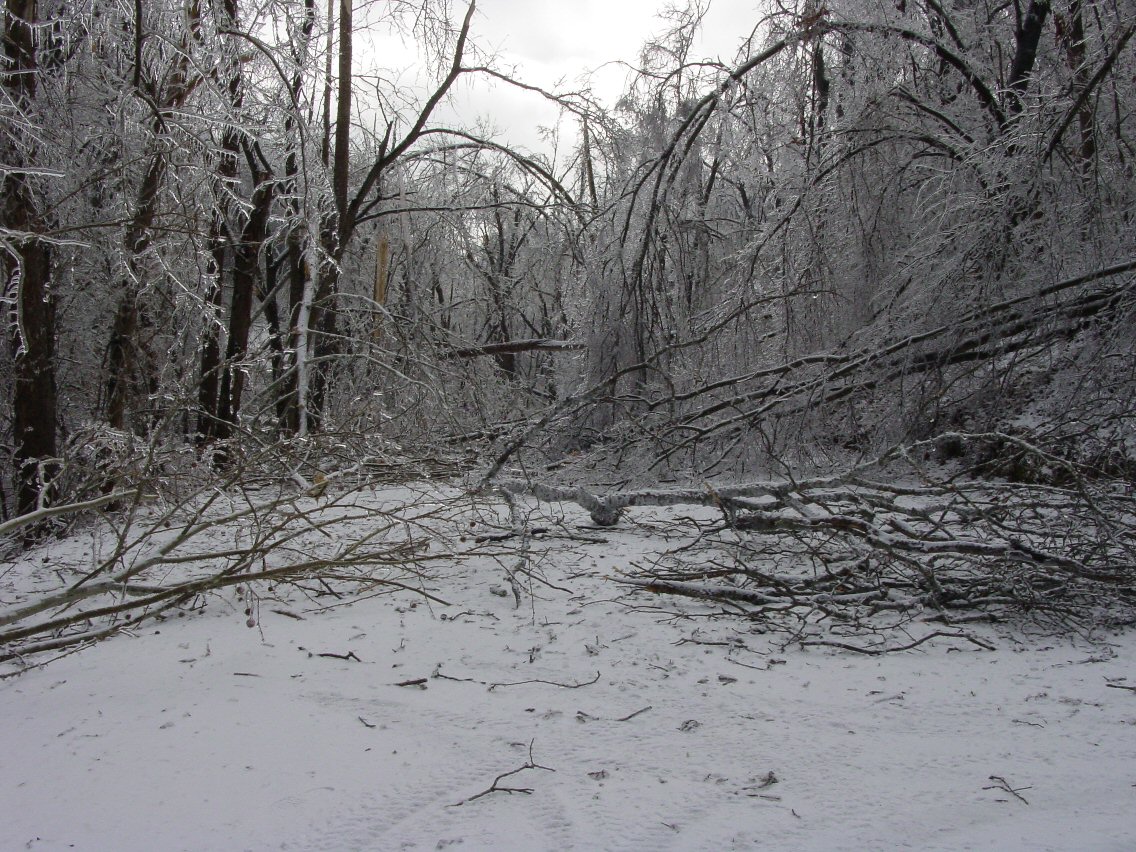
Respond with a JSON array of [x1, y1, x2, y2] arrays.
[[2, 486, 1135, 851]]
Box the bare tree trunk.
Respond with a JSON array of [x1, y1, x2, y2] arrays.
[[199, 0, 274, 455], [104, 150, 166, 432], [1006, 0, 1051, 116], [306, 0, 351, 429], [1055, 0, 1095, 167], [277, 0, 477, 432], [197, 126, 240, 442], [215, 156, 272, 442], [197, 276, 224, 441], [105, 0, 203, 434], [277, 0, 316, 435], [321, 0, 334, 167], [3, 0, 58, 515]]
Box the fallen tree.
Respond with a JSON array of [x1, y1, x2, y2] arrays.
[[497, 434, 1136, 643]]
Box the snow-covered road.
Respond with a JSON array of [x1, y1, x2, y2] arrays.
[[3, 493, 1134, 851]]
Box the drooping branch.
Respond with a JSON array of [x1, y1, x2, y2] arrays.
[[648, 259, 1136, 458], [828, 20, 1006, 128], [0, 478, 472, 662]]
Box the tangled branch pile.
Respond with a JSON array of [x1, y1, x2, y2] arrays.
[[501, 437, 1136, 639]]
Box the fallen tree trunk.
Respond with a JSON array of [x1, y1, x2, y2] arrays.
[[446, 339, 585, 359], [497, 438, 1136, 633]]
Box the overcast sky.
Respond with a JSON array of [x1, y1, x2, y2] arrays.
[[390, 0, 765, 155]]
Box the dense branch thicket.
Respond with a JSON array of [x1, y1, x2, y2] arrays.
[[2, 0, 1135, 653]]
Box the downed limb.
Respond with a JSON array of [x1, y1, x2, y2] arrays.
[[451, 741, 555, 806], [0, 490, 139, 540]]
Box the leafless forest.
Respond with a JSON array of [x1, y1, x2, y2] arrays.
[[3, 0, 1135, 658]]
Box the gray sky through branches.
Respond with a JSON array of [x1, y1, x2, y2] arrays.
[[370, 0, 763, 154]]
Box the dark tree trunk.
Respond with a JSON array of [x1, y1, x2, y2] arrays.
[[201, 0, 271, 452], [809, 42, 829, 165], [306, 257, 341, 431], [215, 163, 271, 441], [105, 2, 201, 435], [102, 294, 138, 432], [306, 0, 351, 430], [197, 127, 239, 442], [105, 150, 166, 432], [1006, 1, 1051, 116], [333, 0, 351, 223], [197, 275, 224, 441], [3, 0, 58, 516], [258, 257, 290, 427], [1055, 0, 1094, 166], [6, 239, 56, 516], [304, 0, 352, 429]]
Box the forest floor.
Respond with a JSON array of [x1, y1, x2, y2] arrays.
[[1, 482, 1135, 851]]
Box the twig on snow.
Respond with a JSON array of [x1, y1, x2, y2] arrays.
[[487, 670, 601, 691], [474, 527, 549, 543], [984, 775, 1031, 804], [576, 705, 653, 723], [270, 608, 305, 620], [394, 677, 428, 688], [432, 664, 485, 685], [451, 740, 555, 806], [800, 631, 995, 654], [317, 650, 362, 662], [616, 705, 653, 721]]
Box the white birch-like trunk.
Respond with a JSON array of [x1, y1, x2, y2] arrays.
[[294, 218, 320, 439]]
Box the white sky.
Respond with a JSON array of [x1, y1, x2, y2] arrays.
[[371, 0, 767, 155]]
